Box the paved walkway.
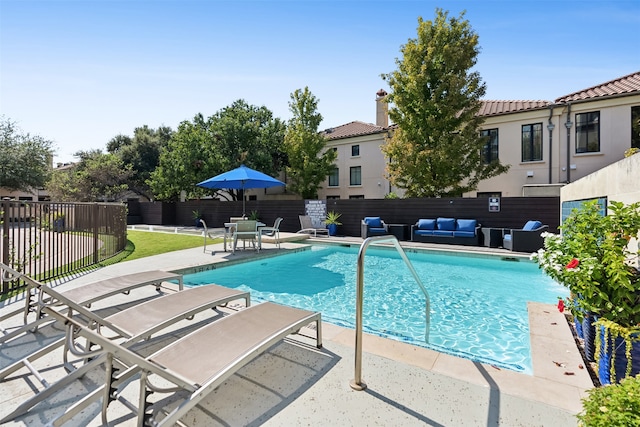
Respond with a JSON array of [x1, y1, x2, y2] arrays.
[[0, 231, 593, 426]]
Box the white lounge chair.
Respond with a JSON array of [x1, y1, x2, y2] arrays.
[[26, 301, 321, 426], [0, 266, 250, 424], [297, 215, 329, 237], [0, 265, 183, 345]]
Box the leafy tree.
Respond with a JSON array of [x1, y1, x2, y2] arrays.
[[381, 9, 508, 197], [150, 101, 286, 201], [0, 116, 53, 192], [149, 114, 220, 201], [283, 87, 336, 199], [107, 125, 172, 200], [46, 150, 132, 201]]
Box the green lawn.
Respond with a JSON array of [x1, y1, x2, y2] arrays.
[[121, 230, 220, 261], [0, 230, 220, 302]]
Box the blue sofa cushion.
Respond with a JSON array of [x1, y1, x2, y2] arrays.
[[453, 231, 476, 238], [414, 229, 435, 236], [437, 217, 456, 231], [503, 234, 512, 241], [432, 230, 454, 237], [417, 219, 436, 230], [364, 217, 382, 228], [369, 228, 387, 235], [456, 219, 477, 233], [522, 220, 542, 231]]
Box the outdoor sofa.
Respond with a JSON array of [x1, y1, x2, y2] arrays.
[[411, 217, 481, 246]]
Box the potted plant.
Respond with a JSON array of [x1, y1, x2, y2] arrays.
[[532, 200, 640, 384], [325, 211, 342, 236], [248, 210, 260, 221], [192, 210, 202, 227]]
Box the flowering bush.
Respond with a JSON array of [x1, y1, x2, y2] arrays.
[[531, 200, 640, 327], [533, 200, 640, 380]]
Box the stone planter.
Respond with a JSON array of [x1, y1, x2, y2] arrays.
[[582, 313, 597, 362], [598, 327, 640, 385]]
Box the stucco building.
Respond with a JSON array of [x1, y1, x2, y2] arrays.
[[319, 71, 640, 199]]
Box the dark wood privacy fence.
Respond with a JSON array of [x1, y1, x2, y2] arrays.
[[1, 201, 127, 295], [130, 196, 560, 237]]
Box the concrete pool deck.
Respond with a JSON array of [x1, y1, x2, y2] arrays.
[[0, 234, 594, 426]]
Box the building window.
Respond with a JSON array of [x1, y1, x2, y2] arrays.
[[328, 167, 339, 187], [351, 145, 360, 157], [631, 106, 640, 149], [480, 128, 499, 163], [326, 195, 340, 200], [521, 123, 543, 162], [576, 111, 600, 153], [349, 195, 365, 199], [350, 166, 361, 186], [477, 192, 501, 198]]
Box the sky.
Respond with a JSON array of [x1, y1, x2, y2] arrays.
[[1, 0, 638, 164]]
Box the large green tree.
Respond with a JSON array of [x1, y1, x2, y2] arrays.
[[46, 150, 132, 201], [381, 9, 508, 197], [283, 87, 336, 199], [149, 101, 286, 201], [0, 117, 53, 192], [107, 125, 173, 200]]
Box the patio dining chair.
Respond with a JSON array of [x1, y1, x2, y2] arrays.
[[260, 217, 283, 248], [232, 220, 260, 252], [199, 219, 218, 253]]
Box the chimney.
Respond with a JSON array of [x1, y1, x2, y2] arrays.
[[375, 89, 388, 127]]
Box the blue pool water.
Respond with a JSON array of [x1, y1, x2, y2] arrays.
[[184, 245, 568, 373]]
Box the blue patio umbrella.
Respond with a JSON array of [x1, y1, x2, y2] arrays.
[[197, 164, 285, 215]]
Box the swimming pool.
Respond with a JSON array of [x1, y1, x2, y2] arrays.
[[183, 245, 568, 373]]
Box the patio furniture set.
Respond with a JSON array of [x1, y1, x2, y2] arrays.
[[362, 216, 548, 252]]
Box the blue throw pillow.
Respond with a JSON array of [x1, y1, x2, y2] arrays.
[[522, 220, 542, 231], [437, 217, 456, 231], [456, 219, 476, 232], [417, 219, 436, 230], [364, 217, 382, 228]]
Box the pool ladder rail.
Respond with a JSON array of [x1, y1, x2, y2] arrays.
[[350, 235, 431, 391]]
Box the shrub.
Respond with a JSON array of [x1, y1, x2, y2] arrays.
[[577, 376, 640, 426]]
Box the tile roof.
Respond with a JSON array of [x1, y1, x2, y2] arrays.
[[478, 100, 551, 117], [322, 121, 388, 140], [555, 70, 640, 103], [325, 71, 640, 131]]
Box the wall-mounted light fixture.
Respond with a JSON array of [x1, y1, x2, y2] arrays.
[[526, 171, 534, 177]]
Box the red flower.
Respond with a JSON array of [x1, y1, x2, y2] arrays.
[[565, 258, 580, 269], [557, 299, 565, 313]]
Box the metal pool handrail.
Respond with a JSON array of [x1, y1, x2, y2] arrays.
[[350, 235, 431, 391]]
